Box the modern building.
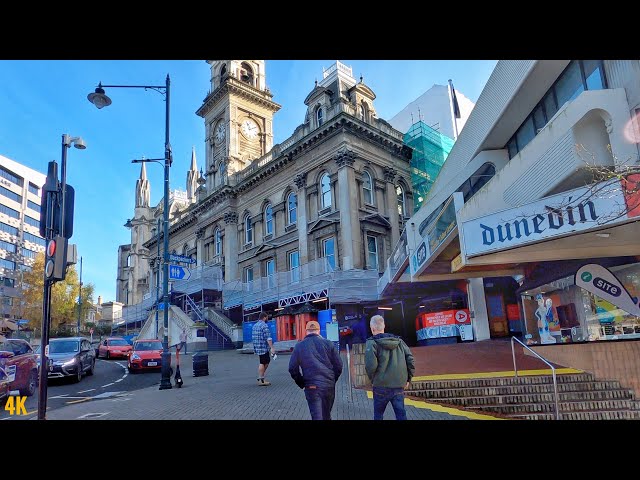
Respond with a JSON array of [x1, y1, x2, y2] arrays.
[[0, 154, 46, 319], [118, 60, 414, 345], [389, 83, 475, 139], [380, 60, 640, 393]]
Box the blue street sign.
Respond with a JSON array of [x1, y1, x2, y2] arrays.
[[169, 264, 191, 281], [168, 253, 196, 264]]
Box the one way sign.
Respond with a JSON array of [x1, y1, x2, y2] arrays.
[[169, 264, 191, 281]]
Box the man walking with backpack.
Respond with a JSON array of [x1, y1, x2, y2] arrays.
[[365, 315, 415, 420]]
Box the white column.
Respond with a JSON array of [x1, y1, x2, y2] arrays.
[[295, 173, 308, 264], [224, 212, 239, 281], [468, 277, 490, 341], [336, 150, 356, 269]]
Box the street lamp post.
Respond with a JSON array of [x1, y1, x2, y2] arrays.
[[88, 75, 173, 390], [77, 256, 82, 334], [38, 134, 86, 421]]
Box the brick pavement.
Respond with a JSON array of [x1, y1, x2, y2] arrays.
[[43, 349, 479, 421]]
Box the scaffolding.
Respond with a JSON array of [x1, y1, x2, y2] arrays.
[[404, 120, 454, 213]]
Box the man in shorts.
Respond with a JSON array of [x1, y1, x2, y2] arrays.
[[252, 311, 275, 386]]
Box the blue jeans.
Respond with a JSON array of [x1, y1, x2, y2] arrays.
[[373, 386, 407, 420], [304, 385, 336, 420]]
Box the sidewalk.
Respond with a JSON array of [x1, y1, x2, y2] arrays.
[[42, 349, 488, 421]]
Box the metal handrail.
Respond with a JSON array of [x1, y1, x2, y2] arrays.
[[511, 336, 560, 420]]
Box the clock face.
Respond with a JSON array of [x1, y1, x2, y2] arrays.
[[241, 119, 259, 140], [214, 122, 226, 144]]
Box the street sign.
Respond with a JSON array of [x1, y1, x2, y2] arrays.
[[168, 253, 196, 264], [169, 264, 191, 281]]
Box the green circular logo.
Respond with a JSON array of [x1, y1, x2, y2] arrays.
[[581, 271, 593, 282]]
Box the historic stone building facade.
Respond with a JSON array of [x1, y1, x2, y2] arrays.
[[118, 60, 413, 324]]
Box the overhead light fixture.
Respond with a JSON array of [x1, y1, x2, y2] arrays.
[[274, 307, 284, 311], [419, 305, 425, 308], [312, 298, 327, 303], [378, 306, 393, 310], [595, 232, 610, 238]]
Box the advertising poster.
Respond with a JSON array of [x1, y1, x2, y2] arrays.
[[416, 309, 471, 341]]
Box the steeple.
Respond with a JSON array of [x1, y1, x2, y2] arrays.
[[135, 162, 150, 207], [187, 146, 198, 202]]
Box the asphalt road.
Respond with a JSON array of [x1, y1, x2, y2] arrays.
[[1, 358, 162, 420]]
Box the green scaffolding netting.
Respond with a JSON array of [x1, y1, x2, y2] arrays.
[[403, 120, 454, 213]]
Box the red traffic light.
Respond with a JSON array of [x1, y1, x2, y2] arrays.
[[47, 239, 56, 257]]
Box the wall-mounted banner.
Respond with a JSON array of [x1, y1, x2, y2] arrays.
[[575, 264, 640, 317], [461, 179, 631, 257]]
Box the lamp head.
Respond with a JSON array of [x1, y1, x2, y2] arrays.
[[73, 137, 87, 150], [87, 84, 112, 109], [124, 219, 133, 229]]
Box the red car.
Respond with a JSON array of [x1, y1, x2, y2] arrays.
[[127, 339, 166, 373], [0, 338, 39, 403], [98, 337, 133, 359]]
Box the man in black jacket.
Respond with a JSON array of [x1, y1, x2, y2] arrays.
[[288, 320, 343, 420]]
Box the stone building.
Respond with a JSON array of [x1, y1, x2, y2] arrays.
[[117, 60, 413, 334]]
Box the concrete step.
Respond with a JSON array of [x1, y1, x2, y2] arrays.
[[409, 382, 629, 399], [511, 410, 640, 420], [416, 389, 634, 407], [466, 398, 634, 415], [410, 373, 596, 390]]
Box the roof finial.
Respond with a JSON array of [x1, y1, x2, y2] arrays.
[[360, 74, 363, 83], [315, 78, 318, 87]]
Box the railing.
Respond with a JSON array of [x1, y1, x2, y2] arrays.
[[511, 336, 560, 420], [179, 293, 229, 349]]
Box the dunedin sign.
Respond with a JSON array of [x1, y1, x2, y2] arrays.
[[461, 179, 637, 258]]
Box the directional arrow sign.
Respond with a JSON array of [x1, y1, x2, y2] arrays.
[[169, 264, 191, 281], [168, 253, 196, 264]]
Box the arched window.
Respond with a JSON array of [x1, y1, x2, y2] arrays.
[[396, 184, 406, 217], [320, 173, 331, 209], [363, 171, 374, 205], [244, 214, 253, 244], [220, 64, 227, 82], [240, 62, 254, 86], [126, 254, 132, 267], [219, 161, 227, 185], [316, 107, 324, 127], [264, 204, 273, 235], [359, 104, 366, 121], [287, 192, 297, 224], [214, 227, 222, 256]]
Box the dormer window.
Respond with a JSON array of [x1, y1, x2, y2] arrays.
[[359, 104, 366, 121], [316, 107, 324, 127], [220, 64, 227, 83]]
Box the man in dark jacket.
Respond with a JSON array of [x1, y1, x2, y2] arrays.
[[365, 315, 415, 420], [288, 320, 343, 420]]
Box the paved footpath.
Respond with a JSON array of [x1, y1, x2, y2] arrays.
[[43, 349, 486, 420]]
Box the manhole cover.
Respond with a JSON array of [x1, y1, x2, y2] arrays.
[[77, 412, 108, 419]]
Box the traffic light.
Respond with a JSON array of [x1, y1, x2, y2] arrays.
[[45, 236, 68, 281]]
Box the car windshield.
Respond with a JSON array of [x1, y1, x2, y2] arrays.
[[109, 339, 129, 346], [0, 341, 10, 353], [135, 341, 163, 351], [50, 340, 79, 354]]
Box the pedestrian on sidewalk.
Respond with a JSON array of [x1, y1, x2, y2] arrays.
[[179, 328, 188, 354], [288, 320, 343, 420], [252, 312, 275, 386], [365, 315, 415, 420]]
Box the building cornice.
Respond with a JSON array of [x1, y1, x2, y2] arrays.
[[196, 77, 282, 118]]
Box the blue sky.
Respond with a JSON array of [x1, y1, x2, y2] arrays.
[[0, 59, 497, 303]]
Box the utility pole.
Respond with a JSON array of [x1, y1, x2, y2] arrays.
[[77, 256, 83, 334]]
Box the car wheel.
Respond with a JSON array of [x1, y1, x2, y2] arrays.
[[74, 365, 83, 383], [87, 359, 95, 376], [20, 369, 38, 397]]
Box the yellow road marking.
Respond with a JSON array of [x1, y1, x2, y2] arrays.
[[412, 368, 583, 381], [66, 398, 91, 404], [365, 390, 505, 420]]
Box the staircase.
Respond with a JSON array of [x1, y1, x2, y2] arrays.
[[407, 373, 640, 420], [183, 295, 235, 351]]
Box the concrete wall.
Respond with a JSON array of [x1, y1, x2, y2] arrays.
[[531, 341, 640, 397]]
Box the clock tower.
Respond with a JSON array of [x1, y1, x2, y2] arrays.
[[196, 60, 281, 191]]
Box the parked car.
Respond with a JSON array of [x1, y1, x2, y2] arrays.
[[0, 338, 39, 399], [33, 344, 41, 371], [0, 366, 9, 406], [98, 337, 133, 359], [128, 339, 165, 373], [47, 337, 96, 383], [90, 340, 101, 358]]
